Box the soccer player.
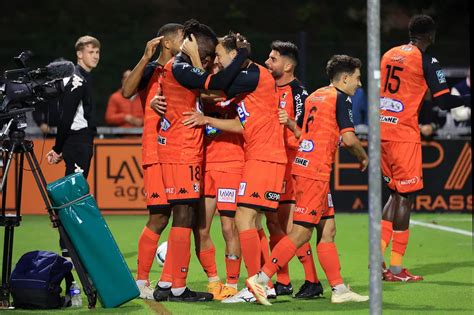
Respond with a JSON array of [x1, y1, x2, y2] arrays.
[[264, 40, 322, 298], [156, 20, 249, 302], [182, 32, 287, 303], [246, 55, 369, 305], [380, 15, 470, 281], [121, 23, 183, 299]]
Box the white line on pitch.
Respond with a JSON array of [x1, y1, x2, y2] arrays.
[[410, 220, 472, 237]]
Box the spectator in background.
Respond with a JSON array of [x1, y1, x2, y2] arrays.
[[350, 87, 368, 134], [105, 70, 144, 127]]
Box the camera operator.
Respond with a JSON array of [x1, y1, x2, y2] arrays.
[[46, 36, 100, 178]]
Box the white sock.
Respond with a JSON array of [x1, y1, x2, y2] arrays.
[[136, 279, 148, 286], [157, 281, 171, 289], [171, 287, 186, 296], [208, 276, 220, 282], [256, 271, 270, 286], [332, 284, 347, 293], [225, 283, 238, 289]]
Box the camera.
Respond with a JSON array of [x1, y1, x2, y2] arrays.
[[0, 51, 75, 125]]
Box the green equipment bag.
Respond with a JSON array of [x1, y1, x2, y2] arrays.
[[46, 172, 139, 308]]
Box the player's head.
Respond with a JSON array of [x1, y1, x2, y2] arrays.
[[265, 41, 299, 80], [215, 31, 250, 70], [75, 35, 100, 71], [326, 54, 362, 96], [182, 19, 218, 71], [157, 23, 184, 56], [409, 14, 436, 45]]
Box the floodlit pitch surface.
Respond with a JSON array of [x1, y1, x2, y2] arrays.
[[1, 213, 472, 314]]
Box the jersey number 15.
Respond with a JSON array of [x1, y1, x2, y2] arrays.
[[383, 65, 404, 94]]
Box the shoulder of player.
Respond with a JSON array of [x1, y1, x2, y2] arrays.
[[335, 89, 351, 104]]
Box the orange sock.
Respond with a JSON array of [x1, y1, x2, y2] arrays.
[[197, 246, 218, 278], [262, 236, 297, 279], [239, 229, 261, 277], [270, 234, 290, 285], [296, 242, 319, 283], [159, 245, 173, 283], [137, 226, 160, 280], [225, 255, 241, 285], [317, 242, 343, 287], [258, 228, 270, 266], [381, 220, 393, 256], [168, 227, 191, 288], [391, 229, 409, 267]]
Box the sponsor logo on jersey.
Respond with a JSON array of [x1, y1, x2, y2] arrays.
[[191, 67, 205, 76], [150, 192, 160, 199], [400, 45, 413, 51], [70, 74, 84, 91], [399, 176, 419, 186], [178, 188, 188, 194], [250, 192, 261, 198], [217, 188, 237, 203], [299, 139, 314, 152], [431, 57, 439, 64], [236, 101, 250, 125], [348, 108, 354, 123], [158, 136, 166, 145], [391, 55, 405, 63], [346, 96, 352, 103], [264, 191, 280, 201], [166, 187, 175, 194], [238, 182, 247, 196], [309, 210, 317, 216], [380, 115, 399, 124], [294, 157, 309, 167], [436, 70, 446, 84], [327, 193, 334, 208], [160, 117, 171, 131], [380, 97, 404, 113]]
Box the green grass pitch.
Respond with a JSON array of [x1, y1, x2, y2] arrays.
[[1, 213, 472, 314]]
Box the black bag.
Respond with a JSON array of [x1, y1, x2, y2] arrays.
[[10, 250, 74, 309]]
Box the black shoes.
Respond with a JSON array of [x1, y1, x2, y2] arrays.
[[294, 280, 324, 299], [153, 285, 171, 302], [168, 287, 213, 302], [275, 281, 293, 296]]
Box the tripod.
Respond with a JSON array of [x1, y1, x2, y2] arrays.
[[0, 118, 97, 309]]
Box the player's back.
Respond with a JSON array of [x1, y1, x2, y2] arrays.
[[235, 63, 286, 164], [380, 44, 429, 143], [158, 58, 203, 163], [293, 86, 349, 182]]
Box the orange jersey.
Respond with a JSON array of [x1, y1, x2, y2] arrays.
[[380, 44, 450, 143], [278, 79, 308, 151], [229, 63, 286, 164], [157, 58, 202, 164], [292, 86, 355, 182], [138, 63, 163, 166], [204, 102, 244, 170]]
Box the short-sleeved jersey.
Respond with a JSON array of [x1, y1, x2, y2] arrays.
[[380, 44, 450, 143], [292, 86, 354, 181], [139, 62, 163, 166], [228, 63, 286, 164], [204, 101, 244, 170], [278, 79, 308, 151], [157, 58, 202, 164]]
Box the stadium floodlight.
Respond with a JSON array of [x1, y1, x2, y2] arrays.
[[367, 0, 382, 314]]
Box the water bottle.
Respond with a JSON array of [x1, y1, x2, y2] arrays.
[[70, 281, 82, 307]]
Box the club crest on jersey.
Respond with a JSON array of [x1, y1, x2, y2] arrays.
[[236, 101, 250, 125], [294, 157, 309, 167], [299, 139, 314, 152], [436, 70, 446, 84], [160, 117, 171, 131], [280, 100, 287, 108], [380, 97, 404, 113]]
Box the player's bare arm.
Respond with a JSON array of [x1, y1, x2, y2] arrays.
[[341, 131, 368, 171], [122, 36, 163, 98], [182, 111, 243, 133], [279, 108, 302, 139]]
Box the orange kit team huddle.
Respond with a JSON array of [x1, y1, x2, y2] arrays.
[[119, 16, 469, 305]]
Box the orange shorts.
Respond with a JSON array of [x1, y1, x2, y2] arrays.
[[293, 176, 331, 227], [143, 163, 169, 211], [381, 141, 423, 193], [160, 163, 202, 204], [237, 160, 286, 212], [280, 150, 297, 203], [204, 169, 242, 217]]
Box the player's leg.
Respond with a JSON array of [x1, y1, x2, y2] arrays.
[[194, 196, 222, 295], [316, 215, 369, 303]]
